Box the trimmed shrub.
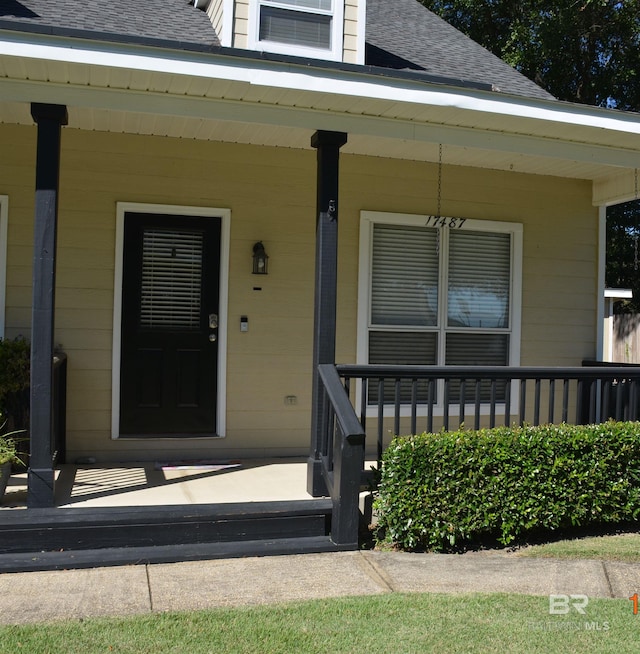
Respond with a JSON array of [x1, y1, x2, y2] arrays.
[[374, 422, 640, 552]]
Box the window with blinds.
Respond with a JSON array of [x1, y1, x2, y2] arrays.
[[367, 218, 516, 404], [140, 229, 203, 329], [258, 0, 333, 50]]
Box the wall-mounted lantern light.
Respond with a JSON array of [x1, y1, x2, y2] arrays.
[[252, 241, 269, 275]]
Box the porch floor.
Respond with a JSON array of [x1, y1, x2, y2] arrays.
[[1, 458, 321, 509]]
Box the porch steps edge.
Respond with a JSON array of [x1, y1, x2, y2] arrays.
[[0, 535, 353, 573], [0, 499, 334, 527]]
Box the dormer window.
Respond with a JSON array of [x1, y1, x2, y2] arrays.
[[250, 0, 344, 61]]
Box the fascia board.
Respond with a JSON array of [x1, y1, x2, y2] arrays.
[[2, 31, 640, 150]]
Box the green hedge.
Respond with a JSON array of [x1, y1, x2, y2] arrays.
[[374, 422, 640, 552]]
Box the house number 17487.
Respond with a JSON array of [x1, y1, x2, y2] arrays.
[[425, 216, 467, 229]]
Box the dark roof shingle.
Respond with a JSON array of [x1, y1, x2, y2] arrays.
[[366, 0, 554, 100], [0, 0, 219, 46]]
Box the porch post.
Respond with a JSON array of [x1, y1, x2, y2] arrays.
[[27, 103, 67, 508], [307, 130, 348, 496]]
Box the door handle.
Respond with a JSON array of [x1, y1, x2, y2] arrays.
[[209, 313, 218, 329]]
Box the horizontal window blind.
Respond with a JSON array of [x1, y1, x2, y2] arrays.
[[260, 6, 331, 48], [267, 0, 331, 10], [371, 224, 439, 326], [445, 333, 509, 401], [369, 331, 437, 403], [448, 230, 510, 328], [140, 229, 203, 329]]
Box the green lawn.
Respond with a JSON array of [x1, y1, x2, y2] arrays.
[[519, 532, 640, 562], [2, 592, 639, 654]]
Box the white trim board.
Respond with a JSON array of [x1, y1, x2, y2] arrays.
[[247, 0, 345, 62], [111, 202, 230, 440], [0, 195, 7, 339]]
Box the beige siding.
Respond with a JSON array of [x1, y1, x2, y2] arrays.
[[206, 0, 225, 40], [233, 0, 249, 49], [343, 0, 360, 64], [0, 123, 598, 462]]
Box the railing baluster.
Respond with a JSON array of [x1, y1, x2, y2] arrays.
[[443, 379, 450, 431], [590, 379, 597, 423], [576, 379, 583, 424], [377, 378, 384, 465], [519, 379, 526, 426], [548, 379, 555, 424], [603, 380, 610, 421], [534, 378, 541, 426], [615, 378, 624, 420], [505, 380, 511, 426], [474, 379, 481, 430], [563, 379, 569, 423], [410, 379, 417, 435], [459, 378, 466, 428], [360, 378, 367, 432], [490, 379, 496, 428], [427, 379, 434, 434], [394, 378, 401, 436]]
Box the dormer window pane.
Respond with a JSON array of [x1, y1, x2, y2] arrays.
[[260, 6, 331, 49]]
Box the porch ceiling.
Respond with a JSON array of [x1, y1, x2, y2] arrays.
[[2, 40, 640, 202]]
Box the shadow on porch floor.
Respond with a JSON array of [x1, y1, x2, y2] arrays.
[[1, 458, 319, 509]]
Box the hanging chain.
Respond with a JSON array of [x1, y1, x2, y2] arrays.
[[437, 143, 443, 219], [634, 169, 639, 270], [435, 144, 443, 256]]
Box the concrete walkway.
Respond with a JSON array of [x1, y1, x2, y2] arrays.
[[1, 549, 639, 625]]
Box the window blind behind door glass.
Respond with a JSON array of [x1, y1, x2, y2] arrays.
[[371, 224, 439, 326], [447, 230, 510, 328], [140, 229, 203, 329]]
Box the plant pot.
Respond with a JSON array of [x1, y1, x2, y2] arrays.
[[0, 461, 11, 499]]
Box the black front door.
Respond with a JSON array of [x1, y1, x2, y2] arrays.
[[119, 213, 221, 436]]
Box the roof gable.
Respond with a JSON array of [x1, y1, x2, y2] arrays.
[[0, 0, 552, 101]]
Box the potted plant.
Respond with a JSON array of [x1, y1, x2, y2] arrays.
[[0, 430, 22, 499]]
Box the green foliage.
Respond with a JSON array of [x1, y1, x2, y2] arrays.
[[0, 337, 30, 434], [374, 422, 640, 552], [606, 200, 640, 313], [420, 0, 640, 109], [0, 432, 20, 467]]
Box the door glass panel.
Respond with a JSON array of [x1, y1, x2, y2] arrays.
[[140, 229, 203, 329]]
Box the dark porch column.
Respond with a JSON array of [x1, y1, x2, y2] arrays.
[[28, 103, 68, 508], [307, 130, 347, 496]]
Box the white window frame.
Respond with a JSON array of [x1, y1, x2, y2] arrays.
[[0, 196, 7, 339], [357, 210, 523, 417], [111, 202, 230, 440], [248, 0, 344, 61]]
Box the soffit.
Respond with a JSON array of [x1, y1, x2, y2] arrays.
[[1, 53, 640, 185]]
